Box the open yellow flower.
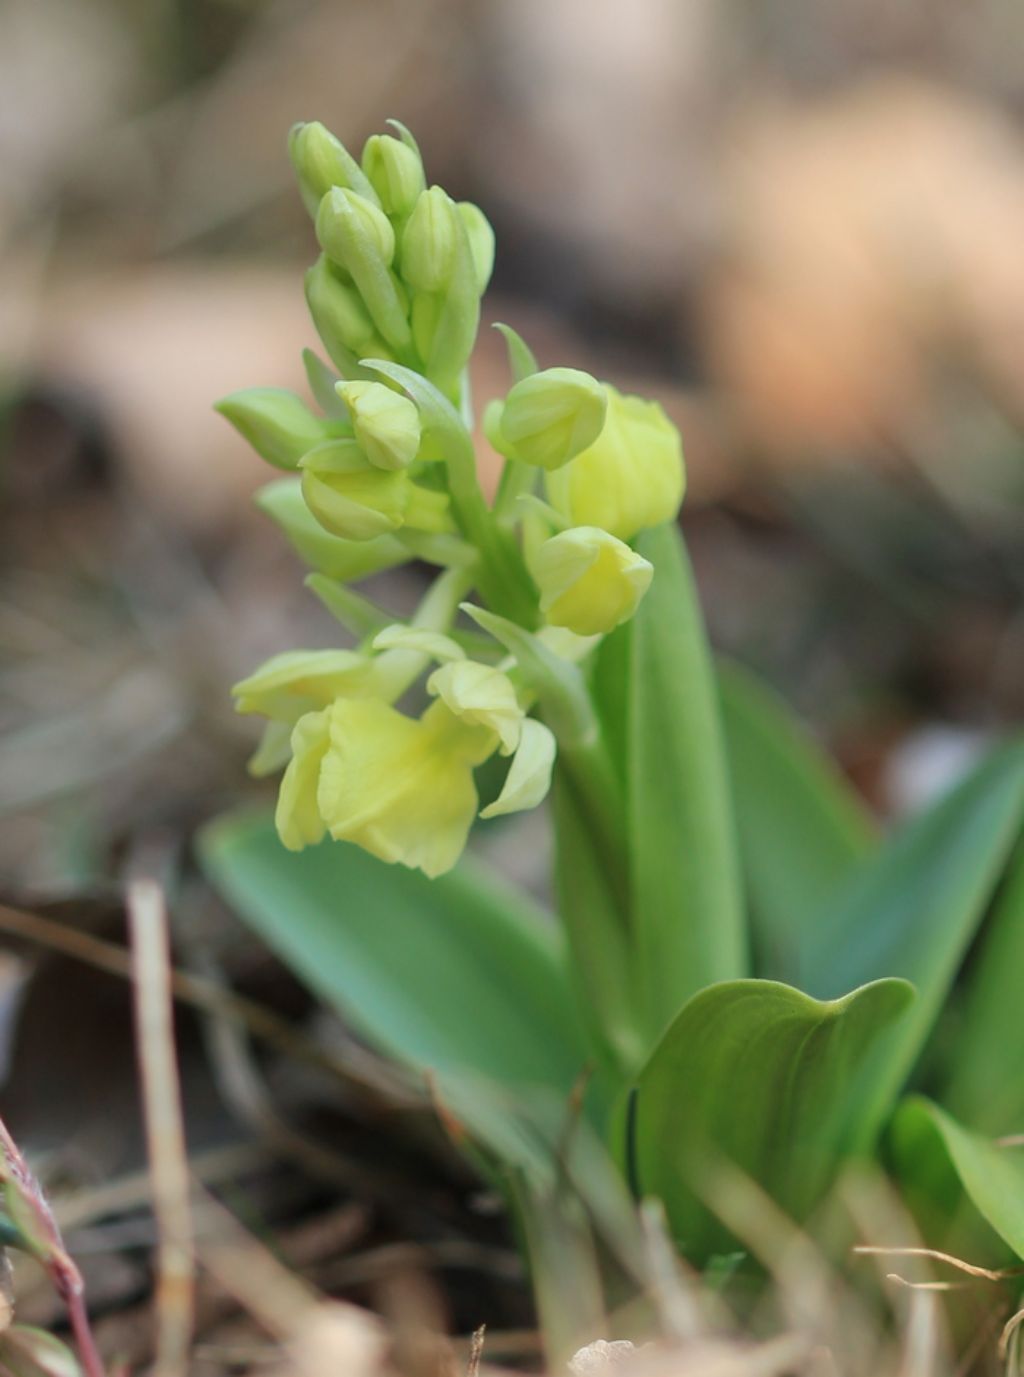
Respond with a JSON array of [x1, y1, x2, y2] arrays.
[[271, 654, 557, 874], [426, 660, 523, 755], [316, 698, 495, 876]]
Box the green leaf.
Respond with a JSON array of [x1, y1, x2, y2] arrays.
[[198, 811, 586, 1096], [626, 524, 747, 1043], [799, 738, 1024, 1139], [717, 660, 877, 981], [893, 1098, 1024, 1260], [302, 348, 347, 417], [630, 977, 915, 1260], [493, 323, 539, 382], [941, 845, 1024, 1135], [551, 771, 645, 1077]]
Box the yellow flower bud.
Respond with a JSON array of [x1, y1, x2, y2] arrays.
[[499, 368, 607, 471], [532, 526, 653, 636], [427, 660, 523, 756], [314, 698, 495, 876], [338, 379, 421, 470], [545, 386, 685, 541], [457, 202, 495, 293], [362, 133, 425, 218], [256, 478, 411, 582], [400, 187, 461, 292], [301, 440, 409, 541], [300, 440, 450, 542], [232, 649, 375, 723]]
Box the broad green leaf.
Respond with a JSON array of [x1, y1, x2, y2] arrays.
[[717, 661, 876, 981], [630, 977, 915, 1261], [199, 810, 585, 1095], [799, 738, 1024, 1139], [627, 524, 747, 1043], [942, 846, 1024, 1136], [892, 1098, 1024, 1261]]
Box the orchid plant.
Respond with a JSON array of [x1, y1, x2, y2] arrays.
[[202, 119, 1024, 1361]]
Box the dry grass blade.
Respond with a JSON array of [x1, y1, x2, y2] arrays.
[[855, 1246, 1024, 1284], [128, 877, 194, 1377], [999, 1306, 1024, 1361], [466, 1324, 486, 1376], [191, 1184, 389, 1377], [897, 1292, 943, 1377]]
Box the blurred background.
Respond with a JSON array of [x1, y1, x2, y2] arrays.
[[1, 0, 1023, 1363]]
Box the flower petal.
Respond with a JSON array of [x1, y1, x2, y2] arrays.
[[275, 709, 331, 850], [426, 660, 522, 755], [372, 625, 465, 661], [316, 698, 486, 877], [233, 649, 372, 722], [480, 719, 556, 818]]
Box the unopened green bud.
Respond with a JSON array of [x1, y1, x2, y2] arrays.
[[305, 256, 386, 372], [288, 121, 379, 217], [458, 202, 495, 293], [400, 187, 461, 292], [256, 478, 410, 581], [316, 190, 411, 353], [499, 367, 607, 471], [411, 291, 443, 363], [362, 133, 425, 218], [215, 388, 334, 470], [338, 379, 421, 470], [301, 440, 410, 541], [300, 440, 450, 542], [532, 526, 653, 636], [546, 386, 685, 540], [316, 187, 395, 269]]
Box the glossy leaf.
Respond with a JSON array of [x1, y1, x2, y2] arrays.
[[893, 1098, 1024, 1260], [799, 738, 1024, 1140], [626, 524, 747, 1043], [630, 976, 915, 1260], [717, 660, 876, 981], [941, 845, 1024, 1135], [199, 810, 585, 1095]]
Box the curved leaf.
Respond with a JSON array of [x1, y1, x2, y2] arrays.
[[630, 976, 915, 1260], [941, 845, 1024, 1135], [800, 738, 1024, 1137], [199, 810, 586, 1095], [892, 1098, 1024, 1261]]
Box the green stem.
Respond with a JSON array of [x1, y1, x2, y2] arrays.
[[444, 438, 538, 626], [494, 456, 537, 525]]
